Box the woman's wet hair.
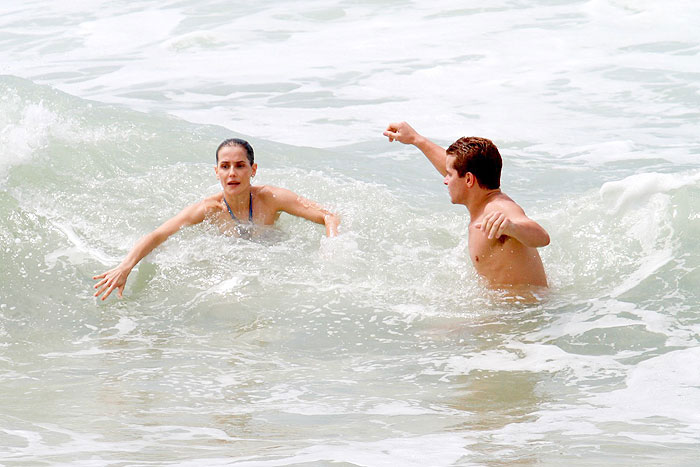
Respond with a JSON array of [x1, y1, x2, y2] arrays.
[[216, 138, 254, 165]]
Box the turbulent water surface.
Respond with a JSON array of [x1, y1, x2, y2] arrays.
[[1, 0, 699, 465]]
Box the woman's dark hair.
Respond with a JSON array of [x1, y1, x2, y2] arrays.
[[216, 138, 254, 165]]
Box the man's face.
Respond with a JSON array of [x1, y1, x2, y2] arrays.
[[443, 155, 467, 204]]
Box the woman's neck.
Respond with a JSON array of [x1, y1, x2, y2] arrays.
[[223, 188, 252, 218]]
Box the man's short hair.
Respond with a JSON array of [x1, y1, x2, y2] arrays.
[[216, 138, 255, 165], [446, 137, 502, 189]]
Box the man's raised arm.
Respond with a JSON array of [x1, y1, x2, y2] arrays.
[[384, 121, 448, 177]]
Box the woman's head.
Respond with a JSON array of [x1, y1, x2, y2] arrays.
[[216, 138, 254, 165], [215, 139, 257, 194]]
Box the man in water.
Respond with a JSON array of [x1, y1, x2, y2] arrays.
[[93, 138, 340, 301], [384, 122, 549, 288]]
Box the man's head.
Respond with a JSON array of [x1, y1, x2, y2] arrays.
[[216, 138, 254, 165], [446, 137, 502, 189]]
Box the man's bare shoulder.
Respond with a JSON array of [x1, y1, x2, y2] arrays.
[[484, 192, 525, 215]]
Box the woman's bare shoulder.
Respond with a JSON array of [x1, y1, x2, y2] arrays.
[[253, 184, 289, 200], [201, 192, 225, 212]]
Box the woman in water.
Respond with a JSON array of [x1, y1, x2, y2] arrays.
[[93, 138, 340, 301]]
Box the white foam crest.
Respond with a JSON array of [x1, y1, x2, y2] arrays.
[[244, 379, 459, 418], [0, 422, 145, 462], [444, 341, 626, 381], [177, 433, 474, 467], [588, 347, 700, 425], [114, 316, 137, 336], [318, 232, 360, 261], [41, 347, 120, 358], [609, 247, 673, 298], [531, 297, 689, 347], [0, 86, 126, 181], [600, 174, 692, 296], [138, 424, 235, 442], [488, 347, 700, 446], [0, 101, 57, 177], [600, 171, 700, 215], [390, 304, 436, 322], [182, 275, 251, 308], [492, 416, 603, 444], [288, 434, 474, 467], [45, 221, 118, 267], [544, 168, 692, 296], [527, 302, 633, 342], [203, 276, 247, 295]]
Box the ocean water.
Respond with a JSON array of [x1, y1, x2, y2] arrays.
[[1, 0, 699, 465]]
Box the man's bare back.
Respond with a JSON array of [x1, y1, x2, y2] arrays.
[[384, 121, 549, 289]]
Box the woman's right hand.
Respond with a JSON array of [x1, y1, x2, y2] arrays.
[[93, 265, 131, 301]]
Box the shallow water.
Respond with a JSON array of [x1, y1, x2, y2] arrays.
[[1, 0, 700, 465]]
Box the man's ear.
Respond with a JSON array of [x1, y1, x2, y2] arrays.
[[465, 172, 475, 187]]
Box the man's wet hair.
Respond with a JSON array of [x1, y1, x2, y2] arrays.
[[216, 138, 255, 165], [446, 137, 502, 189]]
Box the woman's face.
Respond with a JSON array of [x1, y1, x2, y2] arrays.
[[215, 145, 257, 195]]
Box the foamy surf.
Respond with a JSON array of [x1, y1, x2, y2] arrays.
[[2, 0, 700, 465]]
